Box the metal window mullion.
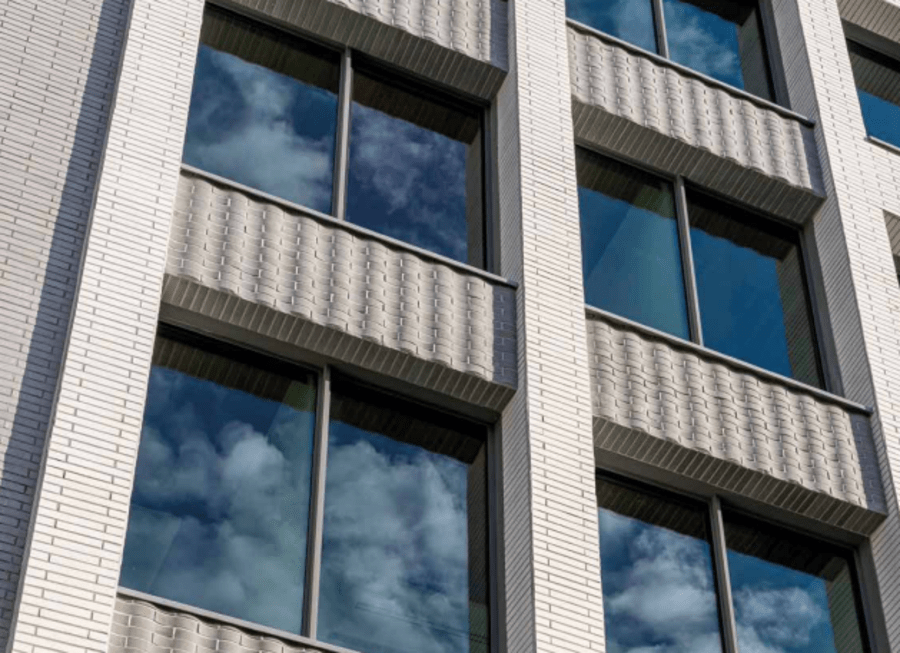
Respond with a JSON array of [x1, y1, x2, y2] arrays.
[[652, 0, 669, 58], [303, 365, 332, 639], [710, 497, 740, 653], [331, 48, 353, 220], [675, 177, 703, 344]]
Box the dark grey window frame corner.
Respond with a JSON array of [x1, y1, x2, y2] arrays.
[[757, 0, 793, 110], [594, 470, 875, 653], [186, 3, 495, 273], [121, 324, 500, 653]]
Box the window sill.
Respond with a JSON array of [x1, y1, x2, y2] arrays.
[[179, 163, 518, 291], [868, 135, 900, 158], [118, 587, 364, 653], [565, 18, 815, 128], [584, 304, 872, 415]]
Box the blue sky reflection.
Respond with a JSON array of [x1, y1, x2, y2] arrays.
[[567, 0, 658, 53]]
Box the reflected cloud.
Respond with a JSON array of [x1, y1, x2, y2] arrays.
[[348, 103, 471, 263], [319, 429, 476, 653], [184, 47, 336, 212], [567, 0, 657, 53], [663, 1, 741, 86]]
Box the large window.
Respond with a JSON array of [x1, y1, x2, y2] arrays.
[[848, 40, 900, 151], [120, 327, 492, 653], [596, 475, 871, 653], [577, 148, 823, 387], [566, 0, 776, 101], [183, 5, 487, 268]]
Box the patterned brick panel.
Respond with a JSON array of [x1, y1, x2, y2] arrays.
[[5, 1, 205, 651], [0, 0, 129, 647], [164, 170, 517, 404], [110, 595, 318, 653], [587, 313, 886, 535], [222, 0, 507, 99], [568, 25, 825, 224]]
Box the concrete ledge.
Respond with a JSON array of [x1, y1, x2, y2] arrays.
[[587, 311, 886, 535], [569, 23, 826, 224]]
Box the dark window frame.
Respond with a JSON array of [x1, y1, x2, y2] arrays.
[[595, 470, 875, 653], [566, 0, 784, 105], [575, 145, 828, 389], [120, 323, 500, 653], [187, 2, 493, 271]]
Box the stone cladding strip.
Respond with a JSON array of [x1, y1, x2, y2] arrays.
[[568, 25, 825, 224], [222, 0, 507, 100], [164, 171, 518, 401], [109, 595, 318, 653], [587, 313, 886, 535]]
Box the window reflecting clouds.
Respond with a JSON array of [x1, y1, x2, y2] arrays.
[[566, 0, 658, 53], [725, 514, 868, 653], [596, 477, 724, 653], [120, 334, 317, 634], [347, 72, 484, 266], [318, 382, 489, 653], [183, 6, 340, 212], [849, 41, 900, 149], [577, 150, 689, 339], [687, 190, 821, 386]]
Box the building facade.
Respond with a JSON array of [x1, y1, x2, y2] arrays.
[[2, 0, 900, 651]]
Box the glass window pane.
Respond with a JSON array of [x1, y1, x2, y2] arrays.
[[725, 514, 868, 653], [566, 0, 658, 53], [577, 149, 690, 339], [595, 477, 725, 653], [120, 332, 317, 634], [346, 71, 484, 266], [183, 6, 340, 213], [849, 41, 900, 149], [663, 0, 773, 100], [687, 190, 822, 386], [318, 381, 489, 653]]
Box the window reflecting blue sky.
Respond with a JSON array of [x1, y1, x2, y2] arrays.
[[850, 41, 900, 149], [578, 151, 690, 339], [183, 42, 339, 213], [347, 73, 482, 265], [858, 90, 900, 147], [318, 398, 487, 653], [598, 508, 724, 653], [567, 0, 658, 53], [120, 348, 317, 634]]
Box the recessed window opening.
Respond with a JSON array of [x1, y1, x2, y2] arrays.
[[566, 0, 776, 101], [576, 147, 824, 387], [120, 326, 492, 653], [182, 4, 488, 268], [848, 39, 900, 151]]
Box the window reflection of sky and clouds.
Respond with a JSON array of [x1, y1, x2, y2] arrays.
[[318, 386, 489, 653], [566, 0, 658, 53], [120, 340, 317, 634], [849, 41, 900, 150]]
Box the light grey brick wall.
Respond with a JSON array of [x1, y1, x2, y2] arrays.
[[0, 0, 129, 647], [568, 25, 825, 223], [771, 0, 900, 647], [4, 0, 205, 650], [495, 0, 606, 652], [587, 312, 885, 534], [218, 0, 507, 99]]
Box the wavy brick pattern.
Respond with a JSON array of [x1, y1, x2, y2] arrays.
[[224, 0, 507, 99], [110, 596, 318, 653], [568, 26, 825, 223], [166, 171, 517, 402], [587, 313, 886, 534]]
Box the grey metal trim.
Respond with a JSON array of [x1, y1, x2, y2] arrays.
[[674, 177, 704, 345], [844, 21, 900, 65], [709, 497, 740, 653], [303, 365, 332, 639], [116, 587, 361, 653], [565, 18, 816, 127], [651, 0, 669, 58], [487, 423, 504, 653], [178, 164, 519, 288], [584, 304, 874, 414], [332, 48, 353, 220], [759, 0, 792, 109], [868, 135, 900, 157], [856, 540, 892, 653]]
